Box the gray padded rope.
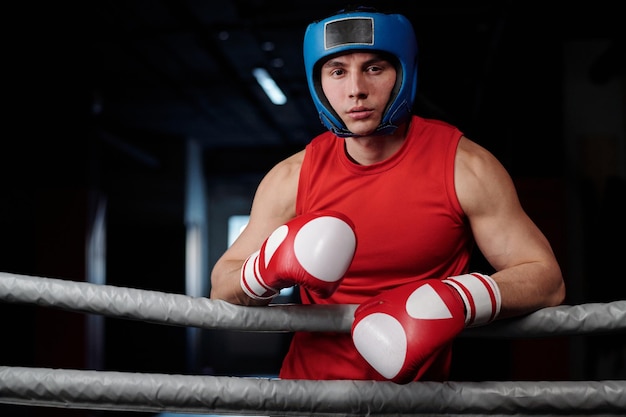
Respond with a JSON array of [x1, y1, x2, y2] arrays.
[[1, 271, 625, 415], [0, 366, 624, 415], [0, 271, 624, 336]]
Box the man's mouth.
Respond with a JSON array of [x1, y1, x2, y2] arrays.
[[348, 107, 373, 120]]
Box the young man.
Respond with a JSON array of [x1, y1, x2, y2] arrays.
[[210, 7, 565, 383]]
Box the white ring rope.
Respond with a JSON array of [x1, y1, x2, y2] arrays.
[[1, 366, 624, 415], [0, 271, 625, 336], [1, 271, 625, 415]]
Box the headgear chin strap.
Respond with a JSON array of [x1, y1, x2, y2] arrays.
[[303, 7, 418, 137]]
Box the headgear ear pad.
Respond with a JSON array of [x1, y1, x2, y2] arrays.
[[303, 9, 418, 137]]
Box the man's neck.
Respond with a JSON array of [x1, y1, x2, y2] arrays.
[[343, 121, 410, 165]]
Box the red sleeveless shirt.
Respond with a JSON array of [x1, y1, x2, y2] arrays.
[[279, 115, 473, 381]]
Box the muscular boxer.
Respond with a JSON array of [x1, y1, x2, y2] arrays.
[[210, 6, 565, 382]]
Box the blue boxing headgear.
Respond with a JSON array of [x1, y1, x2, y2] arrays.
[[303, 7, 418, 137]]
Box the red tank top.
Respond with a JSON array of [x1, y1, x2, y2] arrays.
[[279, 115, 473, 381]]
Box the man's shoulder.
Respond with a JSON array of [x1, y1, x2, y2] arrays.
[[275, 149, 305, 173]]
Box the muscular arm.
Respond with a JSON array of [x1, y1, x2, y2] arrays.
[[455, 137, 566, 319], [209, 151, 304, 306]]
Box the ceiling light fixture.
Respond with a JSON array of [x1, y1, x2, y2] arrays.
[[252, 67, 287, 105]]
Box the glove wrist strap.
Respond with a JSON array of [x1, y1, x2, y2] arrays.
[[240, 250, 279, 300], [444, 273, 501, 327]]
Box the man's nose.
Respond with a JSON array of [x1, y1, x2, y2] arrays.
[[348, 73, 368, 99]]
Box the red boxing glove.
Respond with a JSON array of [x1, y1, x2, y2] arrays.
[[351, 273, 501, 384], [240, 210, 357, 300]]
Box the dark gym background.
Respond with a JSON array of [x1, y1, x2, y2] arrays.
[[2, 1, 624, 416]]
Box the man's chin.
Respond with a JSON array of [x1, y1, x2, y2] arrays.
[[344, 122, 378, 137]]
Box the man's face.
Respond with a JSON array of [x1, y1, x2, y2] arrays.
[[320, 52, 397, 136]]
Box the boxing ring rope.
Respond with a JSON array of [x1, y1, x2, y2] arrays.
[[1, 271, 625, 415], [1, 367, 624, 416], [1, 271, 625, 336]]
